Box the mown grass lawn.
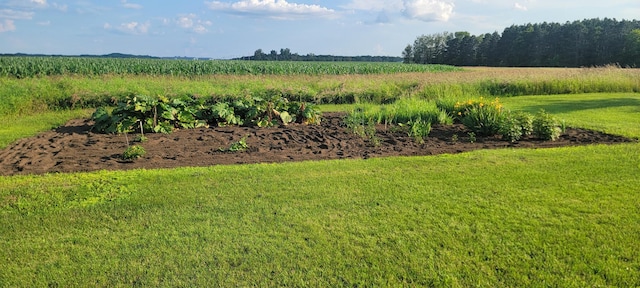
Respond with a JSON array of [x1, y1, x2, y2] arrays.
[[1, 144, 639, 287], [500, 92, 640, 139], [1, 92, 639, 287]]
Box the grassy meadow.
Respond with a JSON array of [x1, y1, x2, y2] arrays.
[[0, 62, 639, 286]]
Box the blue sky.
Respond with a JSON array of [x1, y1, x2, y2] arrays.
[[0, 0, 638, 58]]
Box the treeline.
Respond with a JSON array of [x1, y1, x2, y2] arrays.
[[236, 48, 402, 62], [403, 18, 640, 67]]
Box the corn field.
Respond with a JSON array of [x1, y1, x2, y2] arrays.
[[0, 57, 459, 78]]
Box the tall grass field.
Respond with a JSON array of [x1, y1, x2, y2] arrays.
[[0, 64, 638, 116], [0, 62, 639, 286]]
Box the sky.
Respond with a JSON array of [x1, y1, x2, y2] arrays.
[[0, 0, 638, 58]]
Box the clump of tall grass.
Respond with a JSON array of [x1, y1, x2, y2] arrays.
[[343, 97, 453, 142], [354, 97, 452, 126]]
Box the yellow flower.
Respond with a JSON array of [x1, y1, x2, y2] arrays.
[[457, 112, 462, 116]]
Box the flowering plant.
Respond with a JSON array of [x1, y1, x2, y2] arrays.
[[455, 97, 505, 136]]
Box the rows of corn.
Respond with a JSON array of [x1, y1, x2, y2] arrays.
[[0, 57, 459, 78]]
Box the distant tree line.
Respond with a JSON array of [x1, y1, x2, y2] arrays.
[[403, 18, 640, 67], [235, 48, 402, 62]]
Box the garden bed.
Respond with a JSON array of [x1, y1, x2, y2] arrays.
[[0, 112, 634, 176]]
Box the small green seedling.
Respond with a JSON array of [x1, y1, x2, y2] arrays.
[[122, 145, 146, 160]]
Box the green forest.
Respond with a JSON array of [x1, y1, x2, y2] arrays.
[[403, 18, 640, 67]]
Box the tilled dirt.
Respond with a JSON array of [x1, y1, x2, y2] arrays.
[[0, 112, 634, 176]]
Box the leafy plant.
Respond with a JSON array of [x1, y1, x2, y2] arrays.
[[210, 102, 242, 126], [514, 111, 534, 137], [498, 111, 536, 143], [133, 135, 148, 143], [91, 107, 118, 133], [221, 137, 249, 152], [532, 109, 562, 141], [344, 108, 379, 145], [468, 132, 476, 143], [499, 113, 525, 143], [122, 145, 146, 160], [279, 111, 293, 125], [91, 94, 321, 134], [287, 102, 321, 125], [407, 117, 431, 144]]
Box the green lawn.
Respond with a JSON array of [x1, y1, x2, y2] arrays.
[[500, 92, 640, 139], [0, 92, 639, 286], [0, 109, 92, 149]]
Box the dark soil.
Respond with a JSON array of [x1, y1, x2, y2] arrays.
[[0, 112, 634, 176]]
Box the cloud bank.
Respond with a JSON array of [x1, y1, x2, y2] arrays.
[[344, 0, 455, 22]]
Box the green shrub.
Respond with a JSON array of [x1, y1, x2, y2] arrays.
[[499, 111, 534, 142], [499, 114, 524, 142], [532, 110, 562, 141], [514, 111, 534, 136]]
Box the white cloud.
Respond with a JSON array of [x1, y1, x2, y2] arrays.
[[206, 0, 337, 20], [192, 25, 208, 34], [176, 14, 212, 34], [514, 2, 528, 11], [0, 9, 35, 20], [37, 20, 51, 25], [0, 19, 16, 32], [402, 0, 454, 22], [30, 0, 47, 7], [4, 0, 68, 12], [52, 3, 68, 12], [342, 0, 403, 11], [176, 14, 195, 28], [343, 0, 453, 22], [123, 21, 150, 34], [105, 21, 151, 35], [121, 0, 143, 9]]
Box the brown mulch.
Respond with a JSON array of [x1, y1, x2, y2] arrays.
[[0, 112, 634, 176]]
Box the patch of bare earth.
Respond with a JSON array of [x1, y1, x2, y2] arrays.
[[0, 112, 634, 176]]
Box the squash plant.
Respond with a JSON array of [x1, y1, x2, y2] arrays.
[[91, 94, 199, 134], [91, 94, 321, 134]]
